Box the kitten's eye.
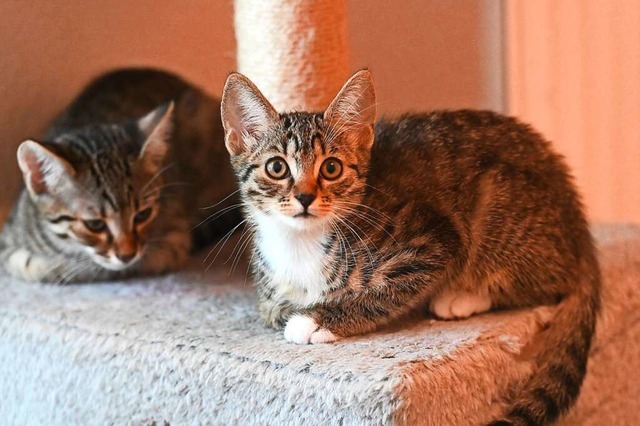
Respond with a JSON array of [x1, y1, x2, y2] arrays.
[[320, 158, 343, 180], [265, 157, 289, 180], [134, 207, 153, 225], [83, 219, 107, 233]]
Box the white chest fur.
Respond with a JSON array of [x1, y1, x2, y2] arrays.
[[254, 213, 329, 307]]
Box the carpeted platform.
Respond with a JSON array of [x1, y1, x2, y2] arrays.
[[0, 224, 638, 425]]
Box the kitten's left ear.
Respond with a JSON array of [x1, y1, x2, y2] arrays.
[[137, 102, 174, 174], [17, 140, 76, 197], [324, 69, 377, 149], [221, 72, 279, 156]]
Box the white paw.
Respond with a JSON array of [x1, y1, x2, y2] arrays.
[[283, 315, 339, 345], [7, 249, 49, 282], [430, 290, 491, 319]]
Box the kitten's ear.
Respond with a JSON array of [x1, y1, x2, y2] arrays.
[[324, 70, 376, 149], [17, 140, 76, 196], [221, 73, 279, 156], [137, 102, 174, 174]]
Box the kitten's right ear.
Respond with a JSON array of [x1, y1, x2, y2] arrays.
[[17, 140, 76, 196], [221, 73, 279, 156], [324, 70, 376, 150], [137, 102, 174, 174]]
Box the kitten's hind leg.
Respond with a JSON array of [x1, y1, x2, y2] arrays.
[[430, 290, 492, 319]]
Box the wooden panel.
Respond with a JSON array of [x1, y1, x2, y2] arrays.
[[506, 0, 640, 223]]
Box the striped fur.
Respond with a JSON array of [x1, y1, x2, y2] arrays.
[[221, 71, 601, 425], [0, 69, 239, 283]]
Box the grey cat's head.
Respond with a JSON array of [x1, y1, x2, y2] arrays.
[[17, 103, 174, 270], [220, 70, 376, 230]]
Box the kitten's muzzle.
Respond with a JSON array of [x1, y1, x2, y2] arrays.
[[116, 252, 136, 264], [295, 193, 316, 209]]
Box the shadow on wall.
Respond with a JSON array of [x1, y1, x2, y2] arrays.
[[0, 0, 503, 213]]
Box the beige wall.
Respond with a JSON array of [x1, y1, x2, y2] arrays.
[[0, 0, 502, 218], [506, 0, 640, 224]]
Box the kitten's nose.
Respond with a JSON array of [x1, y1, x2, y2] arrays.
[[116, 252, 136, 264], [295, 193, 316, 209]]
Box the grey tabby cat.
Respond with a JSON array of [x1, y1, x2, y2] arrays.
[[0, 69, 238, 283], [220, 70, 600, 425]]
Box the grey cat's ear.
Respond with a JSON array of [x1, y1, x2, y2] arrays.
[[137, 102, 174, 174], [324, 70, 376, 149], [221, 73, 279, 156], [17, 140, 76, 196]]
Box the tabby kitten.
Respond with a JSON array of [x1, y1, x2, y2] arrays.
[[220, 70, 601, 425], [0, 69, 238, 283]]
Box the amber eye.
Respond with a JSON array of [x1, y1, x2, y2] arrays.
[[83, 219, 107, 233], [134, 207, 153, 225], [265, 157, 289, 180], [320, 158, 343, 180]]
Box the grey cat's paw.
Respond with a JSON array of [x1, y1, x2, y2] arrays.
[[283, 314, 339, 345], [6, 249, 52, 282], [430, 290, 492, 319]]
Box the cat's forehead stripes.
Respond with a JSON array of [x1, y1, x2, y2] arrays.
[[58, 126, 137, 213]]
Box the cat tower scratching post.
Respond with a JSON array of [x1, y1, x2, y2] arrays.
[[234, 0, 349, 111]]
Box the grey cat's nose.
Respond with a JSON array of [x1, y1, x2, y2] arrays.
[[116, 252, 136, 264], [295, 193, 316, 209]]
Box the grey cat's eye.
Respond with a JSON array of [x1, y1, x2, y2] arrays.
[[265, 157, 289, 180], [134, 207, 153, 225], [83, 219, 107, 233], [320, 158, 343, 180]]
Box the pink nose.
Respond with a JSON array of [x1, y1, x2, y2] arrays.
[[116, 252, 136, 264]]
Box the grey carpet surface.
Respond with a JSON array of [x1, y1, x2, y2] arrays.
[[0, 224, 638, 425]]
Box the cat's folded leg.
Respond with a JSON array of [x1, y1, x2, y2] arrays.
[[258, 297, 294, 329], [137, 230, 191, 276], [283, 272, 442, 345], [429, 290, 492, 319]]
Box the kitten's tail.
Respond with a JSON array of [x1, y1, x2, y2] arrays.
[[489, 256, 601, 426]]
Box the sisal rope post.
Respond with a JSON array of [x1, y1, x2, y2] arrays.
[[233, 0, 349, 112]]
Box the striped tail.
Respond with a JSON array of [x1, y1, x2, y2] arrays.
[[489, 258, 601, 426]]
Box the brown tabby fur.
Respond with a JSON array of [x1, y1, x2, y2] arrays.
[[220, 70, 601, 425]]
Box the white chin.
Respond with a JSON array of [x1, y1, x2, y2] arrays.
[[92, 257, 135, 271], [278, 214, 323, 230]]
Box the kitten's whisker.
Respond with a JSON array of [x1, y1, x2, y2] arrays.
[[338, 201, 396, 225], [191, 204, 244, 232], [140, 163, 176, 194], [200, 189, 241, 210], [204, 219, 248, 270], [224, 222, 253, 265], [335, 215, 377, 268], [334, 215, 373, 269], [141, 181, 191, 198], [334, 205, 399, 245], [230, 226, 255, 275]]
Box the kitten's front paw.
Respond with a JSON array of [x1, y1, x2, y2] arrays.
[[430, 290, 491, 319], [283, 314, 340, 345]]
